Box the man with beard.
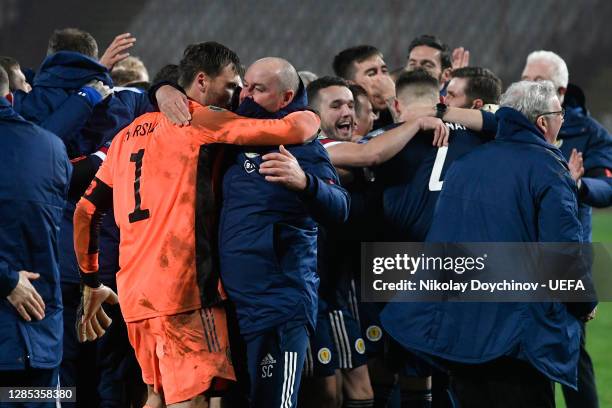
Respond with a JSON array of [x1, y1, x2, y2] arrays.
[[445, 67, 502, 111], [74, 44, 322, 408]]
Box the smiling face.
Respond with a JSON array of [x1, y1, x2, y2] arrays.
[[316, 85, 355, 141]]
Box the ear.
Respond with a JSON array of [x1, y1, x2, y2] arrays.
[[558, 86, 567, 98], [393, 97, 402, 118], [471, 98, 484, 109], [279, 89, 295, 109], [196, 72, 209, 92], [535, 115, 547, 134]]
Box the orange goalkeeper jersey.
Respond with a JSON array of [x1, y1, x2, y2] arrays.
[[74, 101, 320, 322]]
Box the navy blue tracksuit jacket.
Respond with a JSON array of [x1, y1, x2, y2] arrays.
[[12, 51, 154, 285], [219, 91, 350, 336], [0, 97, 71, 370], [558, 105, 612, 241], [381, 107, 589, 388]]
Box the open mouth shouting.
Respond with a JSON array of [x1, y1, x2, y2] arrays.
[[335, 118, 354, 140]]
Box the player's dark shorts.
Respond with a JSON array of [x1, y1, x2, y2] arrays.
[[358, 301, 387, 356], [244, 320, 309, 408], [304, 309, 368, 377], [359, 302, 432, 377]]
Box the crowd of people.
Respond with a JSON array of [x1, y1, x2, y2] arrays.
[[0, 27, 611, 408]]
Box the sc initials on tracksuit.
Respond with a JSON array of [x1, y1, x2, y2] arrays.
[[261, 353, 276, 378]]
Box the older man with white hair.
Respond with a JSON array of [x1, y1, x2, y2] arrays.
[[523, 51, 612, 408], [380, 80, 596, 407], [522, 50, 612, 242]]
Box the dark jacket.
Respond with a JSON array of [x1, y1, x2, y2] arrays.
[[478, 101, 612, 242], [381, 107, 587, 388], [219, 84, 349, 335], [0, 97, 71, 369], [12, 51, 154, 284], [558, 104, 612, 241], [13, 51, 153, 158]]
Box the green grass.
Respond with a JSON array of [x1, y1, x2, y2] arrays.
[[556, 209, 612, 407]]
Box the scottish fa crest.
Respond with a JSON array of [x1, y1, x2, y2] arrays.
[[244, 160, 256, 173]]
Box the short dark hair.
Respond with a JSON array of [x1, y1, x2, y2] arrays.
[[395, 69, 439, 97], [349, 84, 369, 113], [0, 66, 9, 95], [333, 45, 382, 80], [152, 64, 180, 85], [47, 28, 98, 58], [0, 56, 19, 91], [451, 67, 502, 104], [307, 76, 349, 109], [407, 34, 451, 69], [178, 42, 240, 89]]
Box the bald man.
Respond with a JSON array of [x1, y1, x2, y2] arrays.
[[219, 57, 349, 407], [239, 57, 300, 111]]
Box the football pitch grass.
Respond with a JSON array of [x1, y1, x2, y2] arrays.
[[556, 209, 612, 407]]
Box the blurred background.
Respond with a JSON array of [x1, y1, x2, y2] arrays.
[[1, 1, 610, 405], [2, 0, 612, 127]]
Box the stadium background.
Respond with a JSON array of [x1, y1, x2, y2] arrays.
[[0, 0, 610, 405]]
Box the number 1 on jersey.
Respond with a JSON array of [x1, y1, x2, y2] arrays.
[[128, 149, 150, 223]]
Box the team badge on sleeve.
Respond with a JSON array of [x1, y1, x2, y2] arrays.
[[317, 347, 332, 364], [366, 325, 383, 342]]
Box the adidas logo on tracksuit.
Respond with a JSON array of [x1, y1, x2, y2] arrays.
[[260, 353, 277, 366]]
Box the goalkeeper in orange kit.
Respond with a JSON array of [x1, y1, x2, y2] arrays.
[[73, 42, 320, 408]]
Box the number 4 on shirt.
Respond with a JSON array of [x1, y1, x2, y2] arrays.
[[429, 146, 448, 192], [129, 149, 150, 223]]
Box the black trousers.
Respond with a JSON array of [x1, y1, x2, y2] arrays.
[[448, 358, 555, 408], [561, 322, 599, 408]]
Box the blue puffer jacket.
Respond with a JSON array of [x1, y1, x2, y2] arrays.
[[557, 105, 612, 241], [219, 85, 350, 335], [477, 105, 612, 242], [12, 51, 154, 285], [0, 97, 71, 369], [13, 51, 153, 158], [381, 107, 588, 388]]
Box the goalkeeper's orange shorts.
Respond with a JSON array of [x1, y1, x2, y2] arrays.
[[127, 306, 235, 404]]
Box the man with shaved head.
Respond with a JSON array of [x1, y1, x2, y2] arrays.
[[219, 57, 349, 407], [240, 57, 301, 112]]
